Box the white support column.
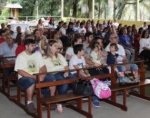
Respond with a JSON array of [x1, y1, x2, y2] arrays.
[[92, 0, 95, 19], [61, 0, 64, 19], [36, 0, 39, 20], [136, 0, 139, 21], [10, 8, 13, 17]]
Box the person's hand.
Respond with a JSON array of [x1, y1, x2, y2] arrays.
[[64, 72, 69, 78], [31, 75, 36, 80]]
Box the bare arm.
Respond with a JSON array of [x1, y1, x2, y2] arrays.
[[74, 65, 90, 78], [18, 70, 36, 79], [39, 65, 47, 81], [17, 65, 47, 81]]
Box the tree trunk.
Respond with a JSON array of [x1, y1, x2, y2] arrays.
[[116, 3, 126, 19], [73, 0, 78, 17], [98, 0, 101, 18], [32, 0, 38, 16], [113, 0, 117, 20], [87, 0, 92, 18]]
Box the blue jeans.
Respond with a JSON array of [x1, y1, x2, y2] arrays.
[[117, 64, 138, 72], [41, 73, 68, 96], [18, 77, 36, 90], [18, 73, 68, 96], [53, 72, 68, 95], [117, 65, 126, 72], [68, 73, 77, 91], [92, 95, 100, 103], [18, 75, 52, 96], [40, 74, 55, 96], [130, 64, 138, 71], [117, 64, 138, 83]]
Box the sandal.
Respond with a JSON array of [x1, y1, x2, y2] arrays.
[[56, 104, 63, 113]]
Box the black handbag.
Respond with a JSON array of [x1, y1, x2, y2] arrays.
[[74, 79, 93, 96]]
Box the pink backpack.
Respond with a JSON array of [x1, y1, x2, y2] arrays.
[[90, 78, 111, 99]]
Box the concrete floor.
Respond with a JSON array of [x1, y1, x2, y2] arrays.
[[0, 71, 150, 118], [0, 92, 150, 118]]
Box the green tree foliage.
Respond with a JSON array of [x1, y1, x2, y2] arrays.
[[0, 0, 6, 14], [0, 0, 149, 20], [20, 0, 36, 16]]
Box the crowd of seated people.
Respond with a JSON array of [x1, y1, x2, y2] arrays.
[[0, 19, 150, 114]]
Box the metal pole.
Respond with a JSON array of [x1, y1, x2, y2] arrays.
[[61, 0, 64, 19]]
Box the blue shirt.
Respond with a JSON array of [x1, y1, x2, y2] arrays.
[[0, 42, 17, 57], [119, 35, 132, 49]]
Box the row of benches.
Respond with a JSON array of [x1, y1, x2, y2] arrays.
[[0, 59, 150, 118]]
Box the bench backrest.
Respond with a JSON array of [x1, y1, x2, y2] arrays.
[[35, 61, 146, 94]]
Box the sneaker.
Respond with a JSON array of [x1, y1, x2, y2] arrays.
[[93, 101, 101, 108], [26, 102, 36, 114]]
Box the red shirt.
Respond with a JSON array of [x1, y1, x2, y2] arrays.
[[16, 44, 25, 56], [0, 36, 4, 44]]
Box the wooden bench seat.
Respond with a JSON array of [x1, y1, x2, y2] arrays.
[[35, 73, 92, 118], [111, 80, 150, 91], [104, 61, 150, 111], [0, 56, 17, 98], [10, 60, 150, 118], [41, 93, 83, 105]]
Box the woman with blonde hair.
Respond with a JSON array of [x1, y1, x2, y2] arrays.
[[42, 40, 68, 113]]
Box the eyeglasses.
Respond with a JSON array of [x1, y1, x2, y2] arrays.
[[111, 36, 118, 39]]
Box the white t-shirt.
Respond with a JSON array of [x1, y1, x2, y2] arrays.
[[14, 51, 44, 79], [59, 27, 66, 35], [87, 26, 93, 33], [73, 26, 79, 32], [65, 47, 74, 60], [69, 55, 86, 74], [0, 42, 17, 57], [105, 43, 125, 64], [90, 50, 101, 65], [48, 24, 57, 29], [78, 27, 86, 34], [43, 53, 68, 72], [113, 22, 119, 28], [139, 38, 150, 53], [105, 43, 126, 56]]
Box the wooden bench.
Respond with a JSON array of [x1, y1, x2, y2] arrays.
[[104, 61, 150, 111], [34, 63, 135, 118], [0, 56, 17, 98], [75, 61, 150, 111], [35, 70, 93, 118], [11, 61, 150, 117]]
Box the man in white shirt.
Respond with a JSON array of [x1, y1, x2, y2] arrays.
[[15, 39, 47, 114], [105, 34, 139, 84], [105, 33, 126, 61], [59, 23, 67, 36], [0, 34, 17, 57], [78, 22, 86, 34]]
